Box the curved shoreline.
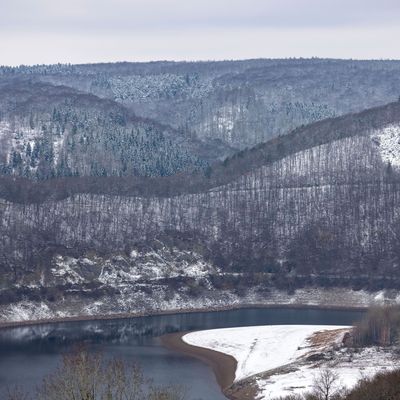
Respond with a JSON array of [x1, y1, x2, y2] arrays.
[[160, 331, 264, 400], [161, 331, 237, 393], [0, 303, 366, 330], [160, 326, 353, 400]]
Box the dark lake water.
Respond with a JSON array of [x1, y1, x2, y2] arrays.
[[0, 307, 364, 399]]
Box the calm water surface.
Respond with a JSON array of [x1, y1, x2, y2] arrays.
[[0, 307, 364, 399]]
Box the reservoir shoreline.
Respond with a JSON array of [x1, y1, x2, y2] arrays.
[[0, 306, 365, 400], [161, 331, 237, 394], [0, 303, 366, 330]]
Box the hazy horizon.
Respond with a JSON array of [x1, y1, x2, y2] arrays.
[[3, 56, 400, 68], [1, 0, 400, 66]]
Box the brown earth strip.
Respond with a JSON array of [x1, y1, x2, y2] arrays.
[[161, 332, 260, 400], [161, 331, 237, 391]]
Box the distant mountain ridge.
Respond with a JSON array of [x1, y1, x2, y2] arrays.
[[2, 58, 400, 154]]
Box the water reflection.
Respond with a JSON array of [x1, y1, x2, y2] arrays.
[[0, 307, 364, 399]]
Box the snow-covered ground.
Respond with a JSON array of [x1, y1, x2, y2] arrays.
[[256, 346, 397, 399], [183, 325, 399, 399], [372, 124, 400, 167], [184, 325, 346, 382]]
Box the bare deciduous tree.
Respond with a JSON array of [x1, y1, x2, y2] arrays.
[[312, 368, 341, 400]]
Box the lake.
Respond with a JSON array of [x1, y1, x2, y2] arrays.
[[0, 307, 364, 399]]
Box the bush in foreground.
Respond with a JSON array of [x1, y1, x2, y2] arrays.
[[345, 369, 400, 400], [7, 345, 186, 400]]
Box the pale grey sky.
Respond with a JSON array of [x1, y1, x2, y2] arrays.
[[1, 0, 399, 65]]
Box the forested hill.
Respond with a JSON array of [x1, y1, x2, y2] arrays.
[[2, 58, 400, 161], [2, 100, 400, 297], [0, 79, 231, 180], [2, 61, 400, 321], [1, 100, 400, 203]]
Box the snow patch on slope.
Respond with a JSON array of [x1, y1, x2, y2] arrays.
[[51, 256, 87, 284], [3, 302, 54, 322], [372, 124, 400, 167], [50, 248, 219, 287]]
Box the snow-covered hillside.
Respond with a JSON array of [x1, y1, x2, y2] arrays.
[[2, 99, 400, 325]]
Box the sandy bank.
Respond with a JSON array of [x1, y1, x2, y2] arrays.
[[161, 331, 237, 391]]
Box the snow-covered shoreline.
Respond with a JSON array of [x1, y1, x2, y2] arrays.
[[2, 285, 396, 326], [182, 325, 399, 400], [0, 302, 364, 330], [183, 325, 349, 383]]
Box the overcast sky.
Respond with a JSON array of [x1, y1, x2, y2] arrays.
[[1, 0, 399, 66]]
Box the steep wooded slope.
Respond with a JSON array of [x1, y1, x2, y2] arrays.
[[0, 79, 230, 180], [2, 102, 400, 317]]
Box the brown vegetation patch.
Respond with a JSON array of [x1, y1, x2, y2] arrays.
[[225, 378, 259, 400], [307, 328, 349, 349]]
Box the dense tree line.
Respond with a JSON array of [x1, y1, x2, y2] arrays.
[[0, 80, 209, 180], [352, 306, 400, 347]]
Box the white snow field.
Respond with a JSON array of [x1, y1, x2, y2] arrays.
[[183, 325, 346, 382], [183, 325, 398, 399]]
